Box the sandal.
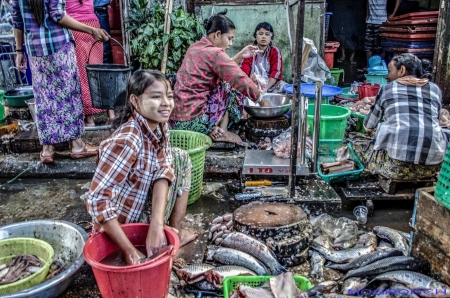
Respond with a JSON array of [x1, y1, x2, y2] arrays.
[[40, 151, 55, 164], [356, 68, 368, 73], [70, 143, 98, 159]]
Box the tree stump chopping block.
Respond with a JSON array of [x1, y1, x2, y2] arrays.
[[234, 202, 312, 266]]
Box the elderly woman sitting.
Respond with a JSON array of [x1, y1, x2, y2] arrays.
[[352, 53, 448, 180]]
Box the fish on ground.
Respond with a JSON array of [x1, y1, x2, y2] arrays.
[[341, 277, 368, 295], [310, 244, 375, 264], [373, 226, 408, 256], [220, 232, 286, 274], [367, 270, 450, 298], [207, 247, 269, 275], [341, 256, 430, 280], [176, 263, 215, 284], [354, 232, 377, 249], [310, 250, 325, 281], [326, 248, 403, 271], [204, 265, 256, 289]]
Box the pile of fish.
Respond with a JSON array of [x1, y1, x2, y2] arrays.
[[230, 272, 303, 298], [0, 254, 42, 285], [349, 97, 375, 116], [306, 215, 450, 297], [207, 213, 234, 244]]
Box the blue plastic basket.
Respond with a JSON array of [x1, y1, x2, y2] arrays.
[[325, 12, 333, 41], [317, 140, 365, 184], [284, 83, 342, 97]]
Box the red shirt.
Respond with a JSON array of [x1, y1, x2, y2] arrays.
[[240, 45, 283, 80], [171, 37, 261, 122]]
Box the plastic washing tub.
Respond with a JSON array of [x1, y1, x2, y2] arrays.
[[351, 111, 367, 133], [169, 130, 212, 205], [223, 275, 313, 298], [338, 87, 359, 99], [0, 238, 54, 295], [317, 140, 365, 184], [307, 104, 351, 140]]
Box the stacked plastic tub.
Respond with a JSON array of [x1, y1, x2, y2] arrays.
[[380, 11, 439, 61], [365, 55, 388, 87]]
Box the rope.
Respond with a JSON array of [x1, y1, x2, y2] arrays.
[[0, 167, 30, 188]]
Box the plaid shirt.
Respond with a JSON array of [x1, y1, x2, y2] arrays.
[[12, 0, 73, 57], [364, 80, 447, 165], [87, 113, 175, 224]]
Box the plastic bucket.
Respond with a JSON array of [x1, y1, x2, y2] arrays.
[[83, 224, 179, 298], [358, 83, 380, 100], [326, 68, 344, 86], [0, 238, 54, 295], [307, 104, 351, 140], [85, 38, 132, 109], [0, 90, 4, 121], [25, 98, 37, 122]]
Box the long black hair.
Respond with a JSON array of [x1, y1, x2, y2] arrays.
[[111, 70, 171, 132], [253, 22, 274, 46], [391, 53, 431, 80], [203, 9, 235, 35], [27, 0, 44, 26]]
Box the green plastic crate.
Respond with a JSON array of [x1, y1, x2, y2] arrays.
[[223, 275, 313, 298], [435, 143, 450, 209], [169, 130, 212, 205], [325, 68, 344, 86], [307, 104, 351, 140], [351, 111, 366, 134], [317, 139, 365, 184]]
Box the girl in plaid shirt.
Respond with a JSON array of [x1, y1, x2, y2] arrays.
[[87, 70, 196, 265]]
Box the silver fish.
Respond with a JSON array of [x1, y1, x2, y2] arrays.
[[207, 247, 269, 275], [341, 277, 368, 295], [235, 285, 274, 298], [342, 256, 430, 280], [368, 270, 450, 298], [354, 232, 377, 248], [310, 250, 325, 281], [204, 265, 256, 289], [311, 244, 375, 263], [333, 232, 358, 250], [378, 240, 394, 248], [373, 226, 408, 255], [326, 248, 403, 271], [323, 295, 355, 298], [220, 232, 286, 274], [176, 263, 215, 284], [390, 282, 420, 298]]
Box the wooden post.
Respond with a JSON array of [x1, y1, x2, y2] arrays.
[[432, 0, 450, 105], [161, 0, 174, 74], [119, 0, 131, 65]]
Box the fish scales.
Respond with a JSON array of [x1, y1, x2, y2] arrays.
[[327, 248, 403, 271], [220, 232, 286, 274], [211, 247, 269, 275], [205, 265, 256, 289], [368, 270, 450, 298], [176, 263, 215, 284], [342, 256, 429, 280], [311, 244, 375, 263], [373, 226, 408, 255]]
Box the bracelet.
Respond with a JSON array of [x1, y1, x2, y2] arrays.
[[15, 49, 24, 52]]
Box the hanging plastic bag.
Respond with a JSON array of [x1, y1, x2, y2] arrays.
[[251, 59, 269, 92], [272, 127, 312, 159]]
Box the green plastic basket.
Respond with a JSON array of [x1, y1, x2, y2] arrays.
[[317, 139, 365, 184], [435, 143, 450, 209], [169, 130, 212, 205], [223, 275, 313, 298], [339, 87, 359, 99], [0, 238, 54, 294], [351, 111, 366, 133], [325, 68, 344, 86], [307, 104, 351, 140]]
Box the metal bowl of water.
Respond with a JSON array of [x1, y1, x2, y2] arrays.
[[244, 93, 292, 119], [0, 220, 88, 298]]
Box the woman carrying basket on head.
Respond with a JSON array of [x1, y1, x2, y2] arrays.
[[12, 0, 109, 163], [169, 10, 266, 145], [87, 70, 197, 266]]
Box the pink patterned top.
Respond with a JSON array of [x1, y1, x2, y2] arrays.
[[171, 37, 261, 122]]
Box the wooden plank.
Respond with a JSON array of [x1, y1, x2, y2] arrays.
[[433, 0, 450, 105], [416, 188, 450, 232], [411, 232, 450, 285], [414, 215, 450, 256]]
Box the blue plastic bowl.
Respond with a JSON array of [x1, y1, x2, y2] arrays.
[[284, 83, 342, 97]]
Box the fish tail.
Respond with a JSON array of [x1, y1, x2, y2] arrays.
[[271, 264, 287, 275]]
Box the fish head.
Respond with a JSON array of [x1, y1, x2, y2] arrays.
[[429, 281, 450, 297]]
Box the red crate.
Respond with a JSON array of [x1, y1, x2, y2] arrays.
[[380, 26, 437, 33], [388, 11, 439, 21]]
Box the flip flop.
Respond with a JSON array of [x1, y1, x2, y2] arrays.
[[337, 59, 344, 63], [356, 68, 367, 73], [350, 61, 357, 65]]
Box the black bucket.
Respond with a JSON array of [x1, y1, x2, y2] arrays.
[[85, 38, 132, 109]]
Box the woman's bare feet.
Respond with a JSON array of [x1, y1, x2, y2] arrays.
[[213, 130, 243, 145], [84, 115, 95, 127], [107, 109, 115, 120], [179, 228, 198, 246], [208, 126, 225, 140]]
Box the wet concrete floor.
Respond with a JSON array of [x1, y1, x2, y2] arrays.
[[0, 178, 413, 297]]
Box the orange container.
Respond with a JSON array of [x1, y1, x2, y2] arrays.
[[83, 224, 180, 298], [324, 42, 339, 68], [358, 83, 380, 100]]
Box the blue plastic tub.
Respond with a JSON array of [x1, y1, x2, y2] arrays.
[[284, 83, 342, 97]]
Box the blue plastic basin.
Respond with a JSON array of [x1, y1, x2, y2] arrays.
[[284, 83, 342, 97]]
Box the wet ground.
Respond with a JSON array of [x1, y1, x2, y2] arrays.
[[0, 178, 413, 297]]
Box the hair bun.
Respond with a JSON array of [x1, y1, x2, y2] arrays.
[[218, 9, 228, 16]]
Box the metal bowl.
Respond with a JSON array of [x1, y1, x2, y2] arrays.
[[0, 220, 88, 298], [244, 93, 292, 119]]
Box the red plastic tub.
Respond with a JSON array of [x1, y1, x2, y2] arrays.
[[358, 83, 380, 100], [83, 224, 180, 298]]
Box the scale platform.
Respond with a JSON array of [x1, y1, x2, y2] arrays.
[[242, 150, 310, 176]]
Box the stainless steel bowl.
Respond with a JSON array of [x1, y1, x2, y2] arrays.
[[0, 220, 88, 298], [244, 93, 292, 119]]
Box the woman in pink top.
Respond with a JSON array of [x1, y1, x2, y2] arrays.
[[66, 0, 115, 126], [170, 10, 263, 145]]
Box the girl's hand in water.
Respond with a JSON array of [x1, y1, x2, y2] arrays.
[[146, 224, 168, 257], [124, 247, 146, 265]]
